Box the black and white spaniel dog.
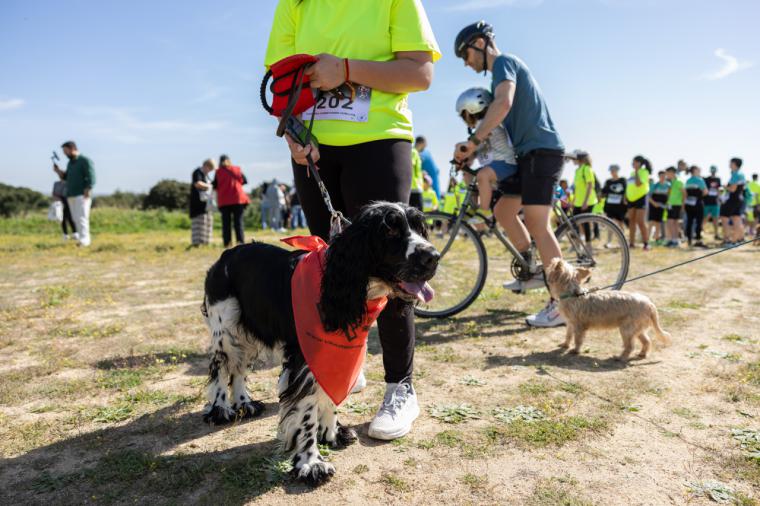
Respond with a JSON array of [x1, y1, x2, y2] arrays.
[[200, 202, 438, 485]]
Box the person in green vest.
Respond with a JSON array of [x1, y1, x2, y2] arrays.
[[665, 166, 685, 247], [52, 140, 95, 247], [421, 174, 439, 212], [409, 146, 424, 211], [625, 155, 651, 250], [568, 150, 598, 243]]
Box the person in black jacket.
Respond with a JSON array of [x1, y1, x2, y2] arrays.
[[189, 159, 216, 246], [601, 164, 627, 246]]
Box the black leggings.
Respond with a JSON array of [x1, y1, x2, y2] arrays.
[[685, 205, 703, 242], [293, 139, 413, 384], [61, 198, 76, 235], [219, 204, 246, 247]]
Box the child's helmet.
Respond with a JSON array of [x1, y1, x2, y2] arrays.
[[456, 87, 493, 117]]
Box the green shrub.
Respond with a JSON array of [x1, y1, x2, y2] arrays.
[[0, 183, 49, 217], [142, 180, 190, 211]]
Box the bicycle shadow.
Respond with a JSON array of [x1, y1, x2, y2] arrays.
[[366, 307, 530, 355]]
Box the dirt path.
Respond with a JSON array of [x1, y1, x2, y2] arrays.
[[0, 231, 758, 505]]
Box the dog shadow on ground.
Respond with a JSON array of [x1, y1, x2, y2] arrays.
[[484, 347, 663, 373], [366, 307, 530, 355], [0, 400, 303, 505]]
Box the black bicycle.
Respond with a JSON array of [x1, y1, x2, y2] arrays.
[[416, 165, 630, 318]]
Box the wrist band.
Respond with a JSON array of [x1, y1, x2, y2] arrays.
[[468, 133, 482, 146], [343, 58, 350, 83]]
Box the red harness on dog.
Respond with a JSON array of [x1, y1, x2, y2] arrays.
[[282, 236, 388, 405]]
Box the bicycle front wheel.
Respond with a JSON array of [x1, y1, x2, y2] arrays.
[[554, 213, 630, 291], [415, 212, 488, 319]]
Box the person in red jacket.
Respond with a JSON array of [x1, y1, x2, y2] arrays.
[[213, 154, 250, 247]]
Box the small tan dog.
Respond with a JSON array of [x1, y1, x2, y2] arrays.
[[545, 258, 671, 360]]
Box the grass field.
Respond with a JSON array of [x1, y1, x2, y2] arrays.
[[1, 215, 759, 505]]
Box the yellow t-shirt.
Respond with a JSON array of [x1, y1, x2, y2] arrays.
[[411, 147, 423, 191], [625, 167, 650, 202], [573, 164, 598, 207], [264, 0, 441, 146]]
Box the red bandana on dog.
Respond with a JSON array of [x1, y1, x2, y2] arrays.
[[281, 236, 388, 405]]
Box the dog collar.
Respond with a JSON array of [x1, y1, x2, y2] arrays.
[[559, 289, 588, 301]]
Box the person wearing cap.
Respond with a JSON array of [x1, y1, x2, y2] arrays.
[[702, 165, 722, 240], [453, 20, 566, 328], [601, 164, 627, 245], [568, 150, 598, 243]]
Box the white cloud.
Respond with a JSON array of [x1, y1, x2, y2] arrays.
[[445, 0, 543, 11], [0, 98, 25, 111], [703, 48, 753, 80], [74, 106, 225, 143]]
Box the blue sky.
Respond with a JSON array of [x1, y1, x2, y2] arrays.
[[1, 0, 758, 195]]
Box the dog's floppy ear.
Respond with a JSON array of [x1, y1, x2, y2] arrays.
[[574, 267, 592, 285], [320, 222, 373, 334]]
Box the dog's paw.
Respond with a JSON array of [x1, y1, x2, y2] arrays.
[[292, 461, 335, 486], [202, 403, 236, 425], [334, 424, 358, 449], [234, 400, 265, 420]]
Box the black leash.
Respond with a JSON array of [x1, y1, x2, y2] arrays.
[[261, 63, 350, 238], [565, 238, 757, 299]]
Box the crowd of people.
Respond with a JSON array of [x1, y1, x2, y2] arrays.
[[556, 154, 759, 249]]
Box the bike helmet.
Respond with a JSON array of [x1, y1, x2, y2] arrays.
[[456, 87, 493, 117], [454, 21, 494, 75]]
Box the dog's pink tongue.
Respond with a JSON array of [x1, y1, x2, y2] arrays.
[[400, 281, 435, 303]]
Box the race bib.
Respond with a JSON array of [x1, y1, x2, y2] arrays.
[[606, 194, 623, 205], [708, 188, 718, 196], [304, 85, 371, 122], [685, 196, 698, 206]]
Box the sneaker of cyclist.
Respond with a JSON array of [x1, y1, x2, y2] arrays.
[[454, 21, 566, 327], [703, 165, 722, 241], [625, 155, 651, 250], [684, 165, 708, 248], [601, 164, 627, 247], [720, 157, 747, 245], [665, 166, 685, 247], [648, 170, 670, 245]]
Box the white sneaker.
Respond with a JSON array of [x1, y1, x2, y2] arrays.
[[367, 382, 419, 440], [525, 299, 565, 328], [350, 370, 367, 394], [503, 271, 545, 293], [63, 234, 69, 241]]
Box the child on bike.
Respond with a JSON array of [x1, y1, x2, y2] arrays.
[[454, 87, 518, 213]]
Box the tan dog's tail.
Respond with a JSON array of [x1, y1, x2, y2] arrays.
[[649, 304, 671, 346]]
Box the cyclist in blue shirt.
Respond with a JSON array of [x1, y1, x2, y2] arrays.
[[720, 157, 747, 245], [453, 21, 566, 328]]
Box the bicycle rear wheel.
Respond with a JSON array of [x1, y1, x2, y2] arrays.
[[554, 213, 630, 291], [415, 212, 488, 318]]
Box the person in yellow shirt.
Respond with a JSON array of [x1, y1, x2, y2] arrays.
[[265, 0, 441, 446], [748, 173, 760, 238], [625, 155, 652, 250], [569, 150, 598, 243], [421, 174, 439, 212]]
